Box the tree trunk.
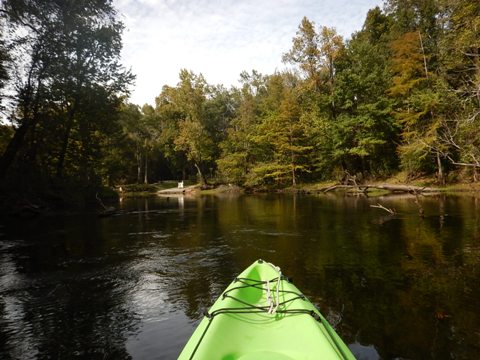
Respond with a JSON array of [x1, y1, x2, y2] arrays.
[[418, 31, 429, 79], [329, 57, 337, 120], [78, 120, 92, 185], [0, 53, 45, 180], [136, 144, 141, 183], [0, 119, 34, 180], [194, 162, 207, 185], [0, 80, 43, 180], [291, 152, 296, 187], [437, 152, 445, 185], [56, 116, 74, 178], [55, 77, 82, 178], [143, 150, 148, 184]]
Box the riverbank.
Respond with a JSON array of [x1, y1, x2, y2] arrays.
[[3, 176, 479, 218], [0, 183, 119, 217], [297, 180, 480, 195], [192, 176, 480, 196], [118, 178, 480, 197]]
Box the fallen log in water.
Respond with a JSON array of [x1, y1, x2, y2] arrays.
[[320, 183, 439, 194]]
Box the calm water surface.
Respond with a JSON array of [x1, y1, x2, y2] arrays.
[[1, 193, 479, 359]]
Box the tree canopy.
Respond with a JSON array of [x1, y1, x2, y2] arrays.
[[0, 0, 133, 193], [1, 0, 479, 199]]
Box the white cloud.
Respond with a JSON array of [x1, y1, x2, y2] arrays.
[[114, 0, 383, 105]]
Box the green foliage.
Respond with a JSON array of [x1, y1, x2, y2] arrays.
[[217, 152, 248, 184], [2, 0, 480, 199], [101, 102, 142, 184], [0, 0, 134, 189], [176, 119, 214, 164], [251, 74, 313, 186], [165, 70, 227, 184], [330, 11, 399, 177], [282, 17, 321, 83], [216, 71, 266, 184], [438, 0, 480, 173], [388, 32, 428, 97]]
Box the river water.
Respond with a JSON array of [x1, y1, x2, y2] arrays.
[[1, 193, 479, 359]]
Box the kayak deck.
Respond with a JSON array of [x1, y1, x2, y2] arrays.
[[178, 260, 355, 360]]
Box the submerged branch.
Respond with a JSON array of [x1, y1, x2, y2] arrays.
[[370, 203, 396, 215]]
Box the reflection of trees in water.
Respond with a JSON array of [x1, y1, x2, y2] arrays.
[[122, 195, 239, 322], [26, 274, 137, 359], [136, 194, 480, 359], [2, 194, 480, 359], [0, 218, 137, 359], [209, 193, 480, 359], [319, 254, 480, 358], [0, 251, 39, 360], [310, 195, 480, 359], [0, 267, 137, 359]]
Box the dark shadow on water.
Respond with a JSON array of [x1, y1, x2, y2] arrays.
[[0, 193, 479, 359]]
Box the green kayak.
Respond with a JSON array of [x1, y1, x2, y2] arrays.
[[178, 259, 355, 360]]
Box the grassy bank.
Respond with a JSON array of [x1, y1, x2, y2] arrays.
[[116, 174, 480, 198]]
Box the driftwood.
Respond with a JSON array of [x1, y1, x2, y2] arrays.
[[370, 203, 396, 214], [367, 187, 425, 219], [10, 200, 43, 218], [96, 192, 117, 217], [321, 184, 439, 194], [98, 207, 118, 217]]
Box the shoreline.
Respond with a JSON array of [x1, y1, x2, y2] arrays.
[[2, 180, 480, 218], [119, 179, 480, 197]]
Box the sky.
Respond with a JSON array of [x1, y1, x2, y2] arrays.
[[114, 0, 384, 106]]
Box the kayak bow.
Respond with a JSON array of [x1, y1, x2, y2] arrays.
[[178, 259, 355, 360]]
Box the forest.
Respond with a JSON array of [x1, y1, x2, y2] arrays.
[[0, 0, 479, 207]]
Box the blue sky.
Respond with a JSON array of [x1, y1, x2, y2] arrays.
[[114, 0, 384, 106]]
